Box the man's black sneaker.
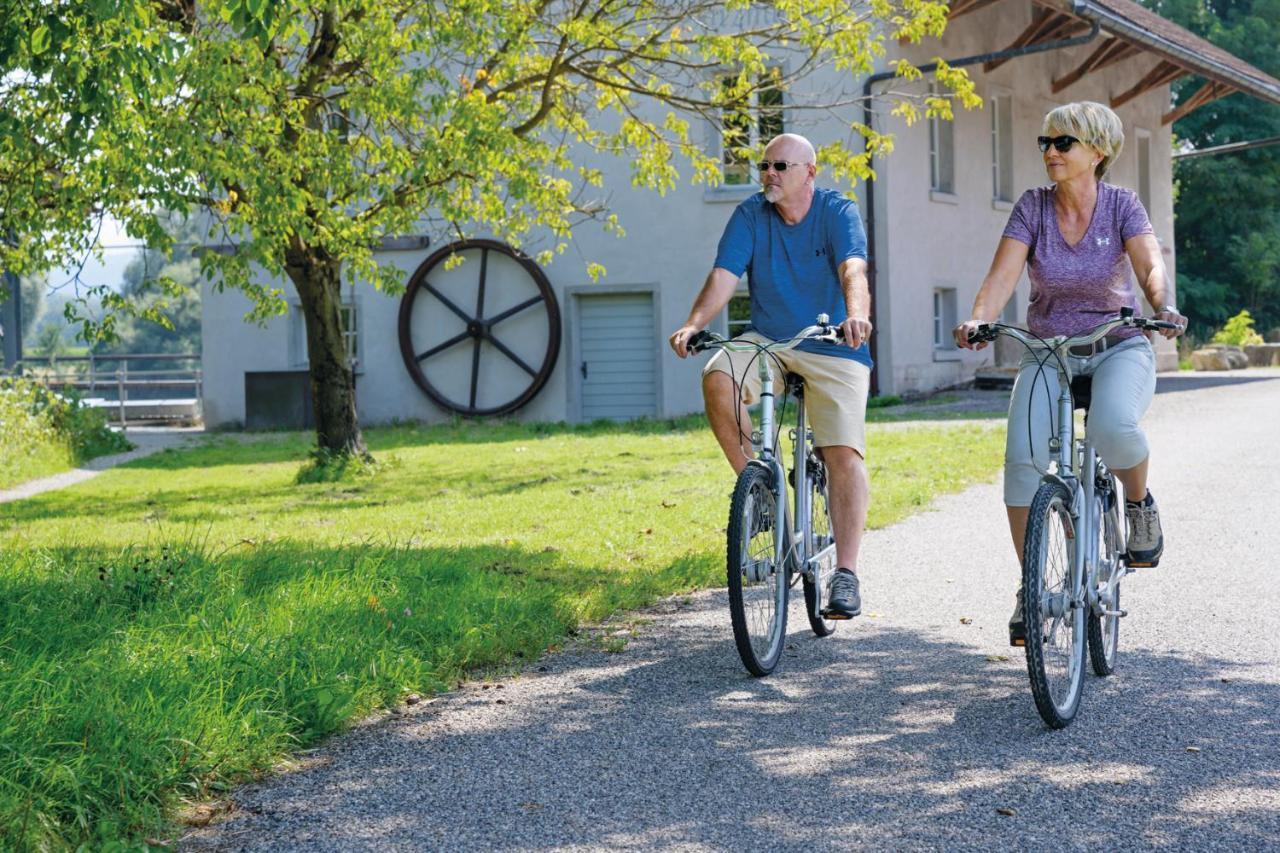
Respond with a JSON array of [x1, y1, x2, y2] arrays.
[[822, 568, 861, 619], [1009, 586, 1027, 647], [1125, 490, 1164, 568]]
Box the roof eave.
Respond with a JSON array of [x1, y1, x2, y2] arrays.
[[1056, 0, 1280, 105]]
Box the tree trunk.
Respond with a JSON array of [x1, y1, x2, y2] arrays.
[[284, 244, 368, 458]]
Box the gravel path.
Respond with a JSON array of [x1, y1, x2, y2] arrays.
[[0, 427, 204, 504], [182, 370, 1280, 851]]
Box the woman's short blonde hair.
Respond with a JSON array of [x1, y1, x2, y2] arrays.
[[1043, 101, 1125, 180]]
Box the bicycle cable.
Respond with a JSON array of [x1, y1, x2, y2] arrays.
[[981, 322, 1075, 479]]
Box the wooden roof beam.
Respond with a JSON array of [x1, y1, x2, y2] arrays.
[[1111, 60, 1186, 109], [1162, 80, 1237, 125], [948, 0, 1003, 21], [1051, 38, 1140, 93], [985, 11, 1091, 72]]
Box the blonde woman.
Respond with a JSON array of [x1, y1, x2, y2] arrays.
[[953, 101, 1186, 645]]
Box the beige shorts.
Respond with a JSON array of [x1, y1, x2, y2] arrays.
[[702, 332, 870, 456]]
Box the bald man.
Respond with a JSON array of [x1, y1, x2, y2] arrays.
[[669, 133, 874, 619]]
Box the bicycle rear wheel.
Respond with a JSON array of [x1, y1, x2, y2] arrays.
[[802, 458, 837, 637], [727, 464, 789, 676], [1088, 477, 1124, 676], [1023, 480, 1086, 728]]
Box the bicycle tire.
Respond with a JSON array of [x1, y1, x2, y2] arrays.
[[1023, 479, 1086, 728], [727, 464, 788, 676], [1088, 477, 1124, 676], [802, 460, 837, 637]]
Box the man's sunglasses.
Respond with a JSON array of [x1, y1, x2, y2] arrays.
[[1037, 135, 1081, 153], [756, 159, 809, 173]]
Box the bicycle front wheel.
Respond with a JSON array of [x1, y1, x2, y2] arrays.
[[1088, 477, 1124, 676], [802, 459, 837, 637], [727, 464, 789, 676], [1023, 480, 1086, 728]]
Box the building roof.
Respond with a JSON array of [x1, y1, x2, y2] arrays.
[[1052, 0, 1280, 106]]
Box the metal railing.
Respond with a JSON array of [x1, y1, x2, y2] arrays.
[[5, 353, 202, 425]]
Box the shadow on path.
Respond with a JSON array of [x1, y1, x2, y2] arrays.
[[183, 593, 1280, 851]]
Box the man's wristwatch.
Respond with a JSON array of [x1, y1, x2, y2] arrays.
[[1159, 304, 1179, 315]]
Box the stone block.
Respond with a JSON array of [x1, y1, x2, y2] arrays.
[[1244, 344, 1280, 367], [1191, 348, 1232, 371]]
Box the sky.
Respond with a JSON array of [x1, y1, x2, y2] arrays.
[[44, 214, 143, 298]]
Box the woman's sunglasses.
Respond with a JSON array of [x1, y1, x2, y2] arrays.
[[1037, 135, 1080, 153]]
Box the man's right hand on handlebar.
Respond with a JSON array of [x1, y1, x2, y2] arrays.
[[668, 324, 702, 359]]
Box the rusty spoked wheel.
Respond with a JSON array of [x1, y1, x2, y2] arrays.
[[398, 239, 561, 416]]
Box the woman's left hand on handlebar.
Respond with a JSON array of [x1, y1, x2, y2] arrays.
[[1153, 307, 1187, 339]]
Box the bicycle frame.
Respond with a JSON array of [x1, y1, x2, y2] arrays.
[[700, 322, 840, 620], [747, 350, 837, 589], [978, 315, 1149, 619]]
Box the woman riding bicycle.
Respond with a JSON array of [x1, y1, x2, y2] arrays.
[[952, 101, 1186, 645]]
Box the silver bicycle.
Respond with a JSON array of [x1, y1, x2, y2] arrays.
[[968, 308, 1179, 727], [688, 315, 842, 676]]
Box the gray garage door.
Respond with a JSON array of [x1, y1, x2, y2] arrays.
[[578, 292, 657, 420]]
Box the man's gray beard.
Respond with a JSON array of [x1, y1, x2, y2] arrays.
[[763, 185, 782, 203]]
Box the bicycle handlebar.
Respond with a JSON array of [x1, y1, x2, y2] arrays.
[[688, 317, 842, 354], [966, 309, 1183, 350]]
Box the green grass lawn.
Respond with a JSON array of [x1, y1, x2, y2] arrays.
[[0, 414, 1004, 848], [1, 379, 132, 491]]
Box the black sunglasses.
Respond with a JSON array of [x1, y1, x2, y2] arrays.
[[1037, 135, 1081, 153], [756, 159, 808, 173]]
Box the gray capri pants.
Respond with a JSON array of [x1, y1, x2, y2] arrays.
[[1004, 336, 1156, 506]]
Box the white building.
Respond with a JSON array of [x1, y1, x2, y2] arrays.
[[201, 0, 1280, 428]]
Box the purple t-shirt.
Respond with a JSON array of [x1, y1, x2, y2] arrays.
[[1002, 182, 1154, 339]]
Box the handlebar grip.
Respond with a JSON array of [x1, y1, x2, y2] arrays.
[[687, 330, 715, 353], [966, 324, 997, 344], [1141, 319, 1182, 331]]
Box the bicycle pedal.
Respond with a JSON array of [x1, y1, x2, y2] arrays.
[[1128, 561, 1155, 569], [1101, 609, 1128, 618], [1010, 638, 1026, 647]]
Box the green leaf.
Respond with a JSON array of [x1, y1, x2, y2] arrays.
[[30, 24, 51, 55]]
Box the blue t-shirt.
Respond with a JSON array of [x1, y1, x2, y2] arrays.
[[713, 187, 871, 366]]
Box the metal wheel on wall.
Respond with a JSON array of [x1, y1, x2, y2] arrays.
[[398, 239, 561, 416]]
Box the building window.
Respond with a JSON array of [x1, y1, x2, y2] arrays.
[[292, 301, 360, 368], [727, 290, 751, 338], [990, 92, 1013, 202], [721, 68, 784, 186], [1136, 129, 1152, 215], [929, 85, 955, 194], [933, 288, 957, 349]]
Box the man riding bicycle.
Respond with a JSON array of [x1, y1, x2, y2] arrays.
[[668, 133, 872, 620]]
